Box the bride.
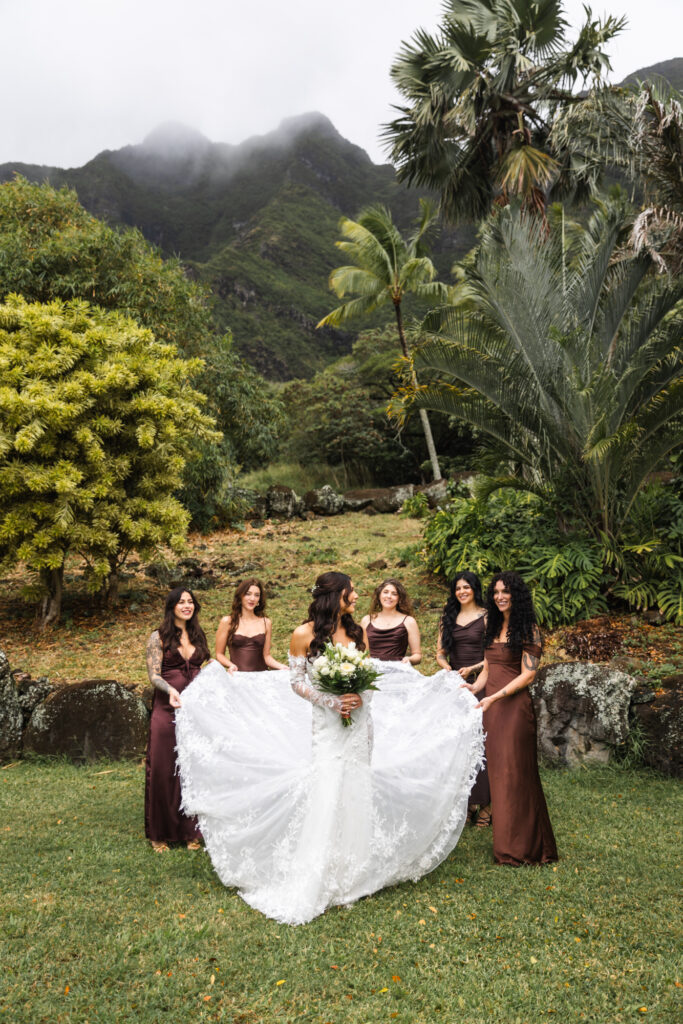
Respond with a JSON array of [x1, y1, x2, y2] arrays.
[[175, 571, 484, 925]]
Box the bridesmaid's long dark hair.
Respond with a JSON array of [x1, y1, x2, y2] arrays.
[[158, 586, 210, 662], [483, 571, 541, 653], [226, 578, 266, 646], [439, 570, 484, 662], [306, 572, 365, 658]]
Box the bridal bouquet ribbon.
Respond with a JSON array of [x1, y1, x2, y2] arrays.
[[311, 641, 381, 726]]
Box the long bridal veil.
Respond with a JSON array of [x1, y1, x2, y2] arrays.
[[175, 659, 483, 925]]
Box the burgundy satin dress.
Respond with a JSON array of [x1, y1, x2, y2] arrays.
[[366, 618, 409, 661], [448, 615, 490, 808], [484, 642, 558, 865], [229, 632, 268, 671], [145, 646, 203, 843]]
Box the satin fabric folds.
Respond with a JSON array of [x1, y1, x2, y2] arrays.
[[175, 659, 484, 925]]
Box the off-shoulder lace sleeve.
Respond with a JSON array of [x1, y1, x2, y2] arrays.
[[289, 655, 343, 712]]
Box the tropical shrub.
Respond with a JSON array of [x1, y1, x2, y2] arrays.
[[407, 202, 683, 543], [420, 484, 682, 626], [0, 297, 218, 624]]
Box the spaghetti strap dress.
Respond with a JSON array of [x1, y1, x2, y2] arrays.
[[484, 642, 558, 865], [366, 618, 409, 661], [229, 632, 268, 672], [448, 615, 490, 807], [145, 646, 203, 843]]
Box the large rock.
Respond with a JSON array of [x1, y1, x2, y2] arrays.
[[417, 478, 449, 508], [0, 648, 22, 761], [532, 662, 638, 766], [631, 673, 682, 777], [303, 485, 344, 515], [24, 680, 149, 762], [342, 485, 415, 514], [12, 671, 54, 727], [266, 485, 305, 519]]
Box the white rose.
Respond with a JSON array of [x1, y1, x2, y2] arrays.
[[347, 641, 356, 651], [313, 656, 326, 669], [340, 663, 354, 676], [320, 665, 330, 676]]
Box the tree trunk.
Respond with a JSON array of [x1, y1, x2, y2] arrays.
[[394, 301, 442, 480], [39, 566, 64, 628], [100, 570, 121, 608]]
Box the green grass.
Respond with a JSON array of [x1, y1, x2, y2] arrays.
[[238, 461, 359, 495], [1, 760, 680, 1023]]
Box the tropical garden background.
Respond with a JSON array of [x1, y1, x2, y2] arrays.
[[0, 2, 680, 631]]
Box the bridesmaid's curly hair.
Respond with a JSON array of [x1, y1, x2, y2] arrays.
[[439, 570, 484, 661], [368, 578, 414, 619], [306, 571, 365, 658], [483, 571, 541, 652], [158, 586, 210, 662], [226, 578, 266, 646]]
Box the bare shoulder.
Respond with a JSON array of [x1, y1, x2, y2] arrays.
[[291, 622, 314, 641], [218, 615, 232, 626], [360, 614, 370, 627], [405, 615, 418, 627], [147, 629, 161, 647]]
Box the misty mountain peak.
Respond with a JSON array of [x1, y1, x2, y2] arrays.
[[141, 121, 212, 156]]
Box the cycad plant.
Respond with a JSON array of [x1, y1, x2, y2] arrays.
[[383, 0, 624, 220], [317, 201, 448, 479], [405, 202, 682, 543]]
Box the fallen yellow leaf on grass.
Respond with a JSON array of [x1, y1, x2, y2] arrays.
[[379, 987, 388, 993], [392, 975, 401, 982], [64, 985, 69, 995], [530, 957, 538, 964], [418, 919, 426, 925], [276, 980, 286, 986], [428, 906, 437, 914], [210, 975, 215, 985]]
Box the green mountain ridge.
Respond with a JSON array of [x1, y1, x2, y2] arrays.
[[1, 56, 679, 377], [0, 113, 474, 378]]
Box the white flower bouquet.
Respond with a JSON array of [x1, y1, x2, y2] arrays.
[[311, 641, 381, 726]]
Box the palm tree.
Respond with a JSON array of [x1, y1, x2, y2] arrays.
[[383, 0, 624, 222], [402, 203, 682, 540], [317, 201, 448, 480], [551, 81, 683, 274]]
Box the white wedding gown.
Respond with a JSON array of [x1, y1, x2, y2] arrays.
[[175, 656, 484, 925]]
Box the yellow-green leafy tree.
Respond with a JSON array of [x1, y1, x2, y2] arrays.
[[0, 296, 219, 625]]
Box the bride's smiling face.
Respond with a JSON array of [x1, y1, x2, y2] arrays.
[[340, 583, 358, 614]]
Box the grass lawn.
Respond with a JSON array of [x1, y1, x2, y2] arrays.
[[1, 759, 680, 1024], [1, 513, 680, 690]]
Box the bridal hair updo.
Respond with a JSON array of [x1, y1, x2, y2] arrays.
[[226, 578, 266, 646], [306, 571, 365, 658], [439, 570, 484, 662], [368, 578, 414, 619], [482, 571, 541, 653], [158, 586, 210, 662]]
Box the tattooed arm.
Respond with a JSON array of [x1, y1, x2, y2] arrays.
[[146, 630, 182, 708]]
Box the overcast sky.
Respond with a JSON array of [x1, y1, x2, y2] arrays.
[[1, 0, 680, 168]]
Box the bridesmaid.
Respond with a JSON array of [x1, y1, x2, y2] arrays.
[[361, 578, 421, 664], [145, 587, 209, 852], [216, 578, 286, 672], [462, 571, 558, 865], [436, 571, 491, 826]]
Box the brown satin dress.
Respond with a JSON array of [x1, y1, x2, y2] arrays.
[[448, 615, 490, 807], [229, 632, 268, 672], [366, 618, 409, 661], [484, 642, 558, 865], [145, 646, 203, 843]]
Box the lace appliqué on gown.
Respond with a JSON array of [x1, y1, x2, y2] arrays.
[[175, 656, 484, 925]]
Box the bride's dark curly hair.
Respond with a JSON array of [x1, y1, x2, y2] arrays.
[[306, 571, 365, 658], [483, 571, 542, 652], [158, 586, 210, 662], [439, 570, 484, 661]]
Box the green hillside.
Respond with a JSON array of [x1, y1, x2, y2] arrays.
[[0, 114, 475, 378], [621, 57, 683, 92]]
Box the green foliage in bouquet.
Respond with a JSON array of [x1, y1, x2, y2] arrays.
[[0, 296, 219, 624], [311, 641, 381, 726]]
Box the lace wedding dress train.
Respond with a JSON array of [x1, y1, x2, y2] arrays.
[[175, 657, 484, 925]]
